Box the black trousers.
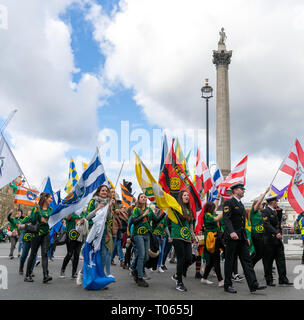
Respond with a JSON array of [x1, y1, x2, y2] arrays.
[[61, 239, 82, 275], [124, 242, 133, 267], [203, 249, 223, 281], [251, 233, 266, 268], [172, 239, 192, 283], [224, 239, 258, 290], [26, 234, 50, 278], [263, 238, 287, 283]]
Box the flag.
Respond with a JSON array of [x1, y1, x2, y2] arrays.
[[175, 138, 191, 177], [84, 161, 114, 189], [14, 185, 40, 206], [218, 155, 248, 199], [135, 153, 182, 224], [9, 178, 22, 194], [42, 176, 60, 212], [0, 135, 23, 190], [159, 141, 202, 220], [280, 139, 304, 214], [194, 198, 206, 235], [135, 153, 155, 201], [160, 134, 168, 173], [208, 165, 224, 202], [83, 162, 88, 171], [195, 149, 213, 195], [120, 184, 136, 209], [82, 204, 115, 290], [64, 158, 79, 194], [269, 184, 289, 200], [48, 148, 109, 228]]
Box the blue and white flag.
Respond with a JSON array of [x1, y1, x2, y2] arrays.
[[208, 165, 224, 202], [48, 148, 109, 228], [160, 133, 168, 174], [42, 176, 58, 212], [83, 204, 115, 290]]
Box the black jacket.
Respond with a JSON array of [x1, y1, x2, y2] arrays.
[[261, 206, 283, 241], [223, 197, 247, 241]]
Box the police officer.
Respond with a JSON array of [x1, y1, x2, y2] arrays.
[[223, 182, 267, 293], [262, 195, 293, 286]]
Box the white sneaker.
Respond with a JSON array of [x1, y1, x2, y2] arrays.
[[201, 278, 213, 285], [158, 267, 165, 273], [218, 280, 224, 287], [76, 271, 82, 286]]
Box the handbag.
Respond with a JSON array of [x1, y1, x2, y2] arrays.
[[53, 229, 67, 246]]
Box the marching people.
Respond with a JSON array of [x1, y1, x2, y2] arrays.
[[7, 208, 23, 259], [170, 190, 196, 292], [222, 182, 267, 293], [60, 213, 83, 279], [24, 192, 53, 283], [250, 187, 270, 270], [111, 203, 125, 267], [201, 198, 224, 287], [131, 193, 166, 287], [160, 214, 173, 271], [296, 212, 304, 264], [262, 195, 293, 286]]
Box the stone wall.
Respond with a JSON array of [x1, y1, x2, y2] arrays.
[[0, 185, 32, 225]]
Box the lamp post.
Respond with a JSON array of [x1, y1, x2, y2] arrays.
[[201, 78, 213, 169]]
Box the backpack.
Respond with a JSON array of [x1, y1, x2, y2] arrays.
[[206, 231, 217, 254]]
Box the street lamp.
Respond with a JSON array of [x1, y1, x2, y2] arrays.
[[201, 78, 213, 169]]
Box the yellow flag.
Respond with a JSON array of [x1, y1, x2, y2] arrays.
[[135, 153, 182, 224]]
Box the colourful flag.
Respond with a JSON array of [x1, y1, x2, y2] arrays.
[[269, 184, 288, 200], [136, 153, 182, 224], [280, 139, 304, 214], [9, 178, 22, 194], [65, 158, 79, 194], [174, 138, 190, 177], [218, 155, 248, 199], [120, 184, 136, 209], [208, 165, 224, 202], [159, 141, 202, 220], [195, 149, 213, 195], [14, 185, 40, 206]]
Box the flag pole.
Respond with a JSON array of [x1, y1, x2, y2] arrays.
[[115, 160, 125, 189]]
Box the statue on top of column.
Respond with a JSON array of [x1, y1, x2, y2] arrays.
[[218, 27, 227, 45]]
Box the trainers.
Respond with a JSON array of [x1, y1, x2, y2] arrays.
[[176, 282, 187, 292], [143, 273, 151, 280], [218, 280, 224, 287], [201, 278, 214, 285], [60, 270, 65, 278], [137, 278, 149, 287], [71, 273, 77, 279], [76, 271, 83, 286], [232, 274, 244, 282], [158, 267, 165, 273], [161, 265, 167, 271], [24, 276, 34, 282], [171, 274, 178, 284], [43, 275, 52, 283]]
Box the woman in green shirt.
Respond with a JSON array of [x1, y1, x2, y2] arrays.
[[24, 192, 53, 283], [201, 201, 224, 286], [171, 190, 196, 292], [7, 208, 23, 259]]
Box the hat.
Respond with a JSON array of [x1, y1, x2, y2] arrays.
[[265, 194, 278, 203], [229, 182, 246, 191]]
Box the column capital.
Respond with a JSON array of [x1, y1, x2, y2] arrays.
[[212, 50, 232, 67]]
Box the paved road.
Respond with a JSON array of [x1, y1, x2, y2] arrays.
[[0, 242, 303, 300]]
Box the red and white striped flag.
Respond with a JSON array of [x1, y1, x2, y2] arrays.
[[280, 139, 304, 214], [14, 185, 40, 206], [195, 149, 213, 195], [218, 155, 248, 199]]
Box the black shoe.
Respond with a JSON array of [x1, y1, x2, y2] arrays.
[[24, 276, 34, 282], [176, 282, 187, 292], [161, 265, 167, 271], [267, 281, 276, 287], [9, 256, 14, 260], [279, 279, 293, 286], [251, 284, 267, 292], [171, 274, 178, 284], [43, 275, 52, 283], [71, 273, 77, 279], [195, 273, 203, 279], [29, 272, 35, 277], [224, 286, 237, 293], [137, 278, 149, 287]]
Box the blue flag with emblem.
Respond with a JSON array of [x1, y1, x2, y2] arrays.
[[64, 158, 79, 194], [48, 148, 110, 228]]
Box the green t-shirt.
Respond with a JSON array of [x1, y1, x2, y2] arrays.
[[65, 213, 81, 241], [7, 215, 22, 234], [30, 207, 53, 236], [20, 216, 35, 242], [170, 208, 193, 242], [203, 212, 220, 233], [152, 215, 167, 237], [250, 207, 264, 234], [131, 207, 155, 235]]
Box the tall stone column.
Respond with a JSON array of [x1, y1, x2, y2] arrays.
[[213, 28, 232, 178]]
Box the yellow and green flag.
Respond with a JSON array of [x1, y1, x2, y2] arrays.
[[64, 158, 79, 194]]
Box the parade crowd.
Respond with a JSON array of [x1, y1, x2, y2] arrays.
[[0, 182, 295, 294]]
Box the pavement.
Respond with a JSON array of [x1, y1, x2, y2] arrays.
[[0, 241, 304, 300]]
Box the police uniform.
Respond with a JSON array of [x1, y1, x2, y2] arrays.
[[223, 183, 265, 293], [262, 195, 292, 286]]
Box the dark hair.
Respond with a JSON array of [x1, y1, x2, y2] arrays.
[[177, 190, 192, 222], [93, 185, 110, 198], [135, 193, 147, 210], [204, 202, 216, 215], [38, 192, 52, 208]]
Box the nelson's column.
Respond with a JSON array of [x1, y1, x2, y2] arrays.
[[213, 28, 232, 178]]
